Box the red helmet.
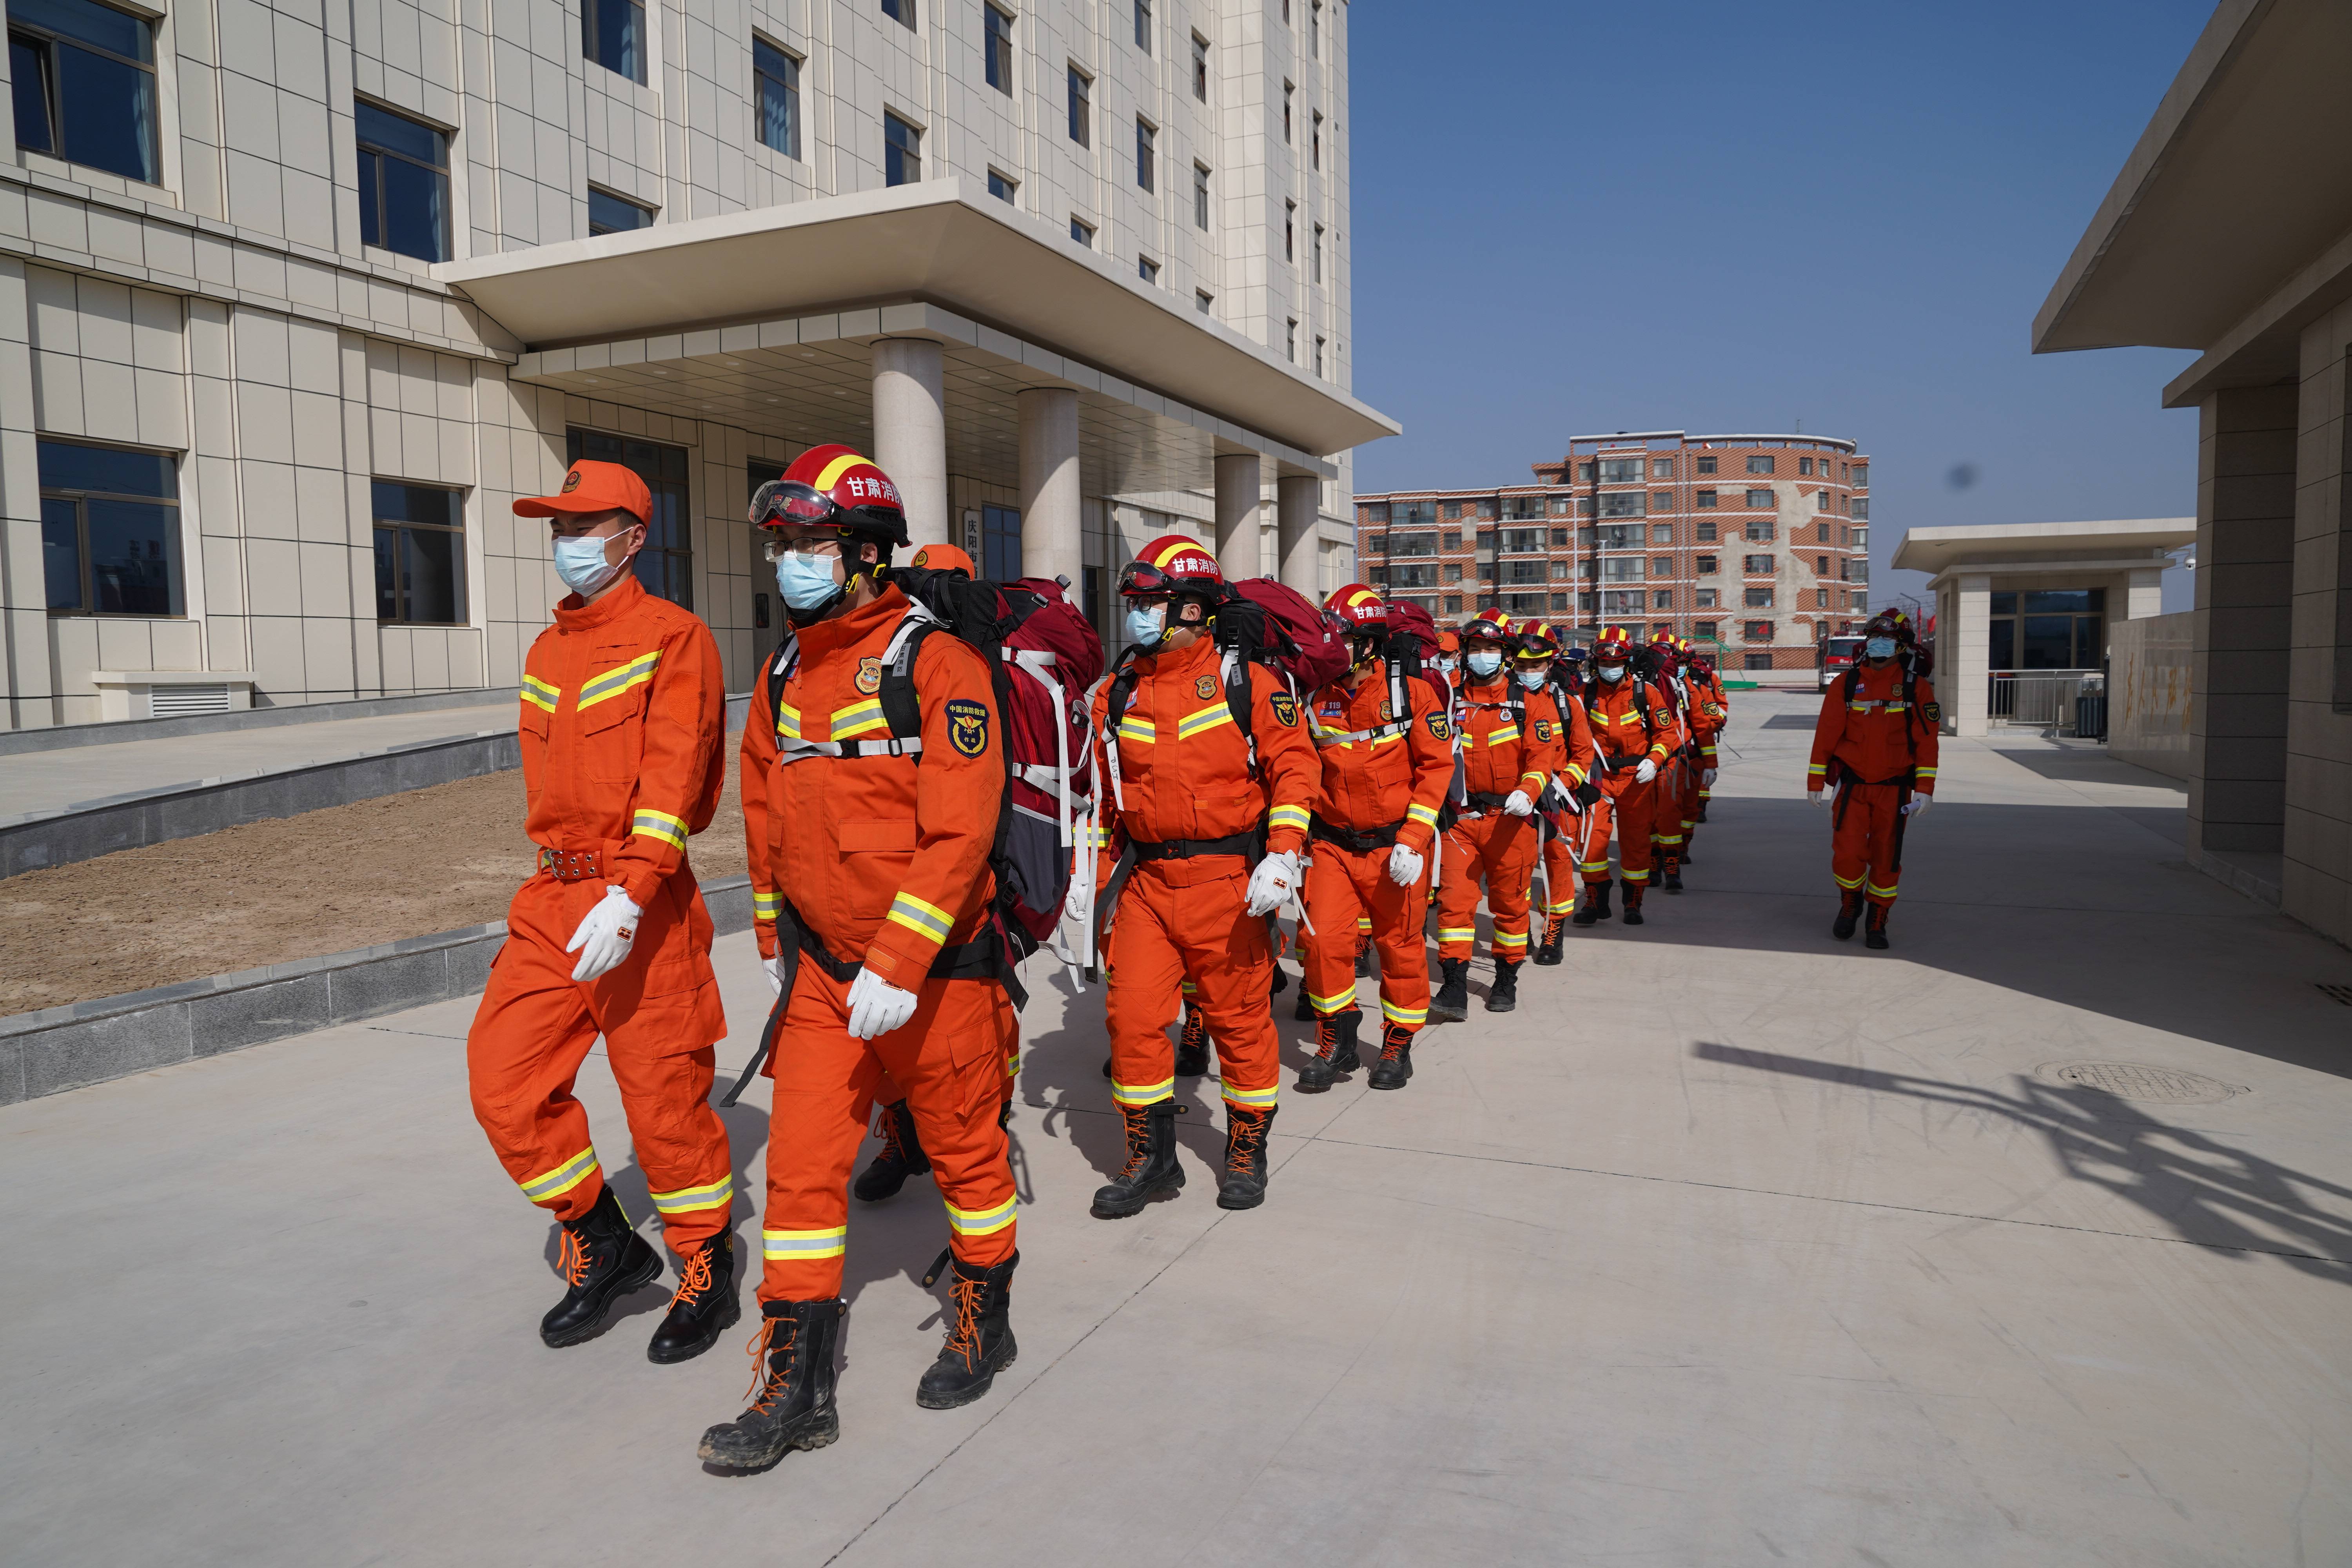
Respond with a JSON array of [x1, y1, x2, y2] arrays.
[[1865, 609, 1915, 645], [1590, 624, 1635, 663], [1323, 583, 1388, 633], [1118, 532, 1223, 600], [1515, 620, 1561, 660], [751, 445, 909, 546], [1461, 606, 1515, 645]]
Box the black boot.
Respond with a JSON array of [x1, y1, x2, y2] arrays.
[[1296, 1009, 1361, 1093], [1293, 978, 1317, 1021], [1368, 1024, 1414, 1090], [852, 1100, 931, 1202], [1622, 883, 1648, 927], [1091, 1100, 1185, 1218], [697, 1298, 844, 1469], [646, 1230, 740, 1364], [1679, 828, 1696, 865], [1661, 854, 1684, 893], [1216, 1105, 1275, 1210], [1832, 888, 1863, 940], [1174, 1007, 1212, 1078], [1354, 944, 1374, 978], [1269, 964, 1289, 994], [915, 1252, 1018, 1409], [1696, 800, 1709, 823], [1865, 904, 1891, 950], [1572, 880, 1612, 926], [540, 1185, 661, 1348], [1534, 913, 1566, 965], [1429, 958, 1470, 1023], [1486, 958, 1520, 1013]]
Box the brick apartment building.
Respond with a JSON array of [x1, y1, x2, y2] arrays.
[[1357, 431, 1873, 670]]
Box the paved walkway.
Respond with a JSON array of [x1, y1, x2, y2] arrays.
[[0, 703, 515, 819], [6, 692, 2351, 1565]]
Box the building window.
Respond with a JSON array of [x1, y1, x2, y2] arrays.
[[1817, 522, 1834, 543], [1697, 555, 1718, 574], [1195, 289, 1213, 314], [1309, 0, 1320, 56], [1193, 162, 1211, 229], [1694, 489, 1717, 508], [1798, 457, 1814, 476], [1651, 458, 1673, 479], [1549, 560, 1570, 580], [984, 5, 1014, 92], [1446, 594, 1464, 614], [582, 0, 646, 81], [587, 187, 653, 235], [372, 481, 468, 625], [884, 112, 922, 185], [1695, 455, 1717, 475], [1745, 652, 1773, 670], [1135, 118, 1155, 190], [568, 430, 691, 607], [1649, 524, 1673, 544], [1071, 216, 1094, 247], [1695, 620, 1718, 639], [1696, 520, 1718, 543], [987, 169, 1017, 202], [1816, 588, 1831, 609], [1285, 200, 1296, 261], [1695, 589, 1717, 608], [1852, 464, 1869, 486], [1311, 110, 1323, 170], [1651, 555, 1672, 577], [1139, 255, 1158, 285], [980, 503, 1023, 579], [1067, 65, 1091, 145], [1744, 488, 1775, 508], [1851, 527, 1868, 547], [1597, 457, 1643, 484], [1746, 454, 1775, 475], [1133, 0, 1151, 51], [1312, 223, 1324, 282], [1744, 588, 1774, 608], [1653, 590, 1674, 610], [754, 38, 802, 159], [1314, 336, 1325, 376], [1652, 492, 1672, 513], [356, 101, 452, 263], [1744, 554, 1774, 573], [1597, 492, 1646, 519], [38, 439, 181, 616], [1439, 501, 1460, 520], [882, 0, 915, 28], [1550, 528, 1568, 545], [1285, 318, 1297, 360], [9, 0, 158, 182], [1745, 621, 1774, 641], [1817, 554, 1831, 575], [1283, 81, 1293, 142], [1441, 530, 1462, 548], [1853, 498, 1870, 520], [1745, 520, 1776, 542], [1192, 32, 1209, 100]]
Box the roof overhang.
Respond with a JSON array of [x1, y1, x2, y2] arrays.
[[435, 179, 1398, 461], [2032, 0, 2352, 368], [1891, 518, 2195, 578]]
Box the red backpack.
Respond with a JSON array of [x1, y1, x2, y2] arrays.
[[1218, 577, 1352, 693]]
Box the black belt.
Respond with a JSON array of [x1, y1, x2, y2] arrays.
[[1465, 791, 1513, 811], [1600, 754, 1648, 770], [1131, 832, 1259, 861], [1310, 817, 1400, 853]]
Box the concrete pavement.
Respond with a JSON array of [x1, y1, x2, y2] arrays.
[[5, 690, 2352, 1565]]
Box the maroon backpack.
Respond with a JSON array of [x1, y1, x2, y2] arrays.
[[1217, 577, 1352, 693]]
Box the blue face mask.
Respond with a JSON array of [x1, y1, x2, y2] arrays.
[[1516, 668, 1548, 690], [1866, 637, 1898, 660], [1466, 648, 1503, 678], [776, 551, 845, 613], [1596, 664, 1626, 683], [1126, 602, 1169, 650], [552, 534, 627, 597]]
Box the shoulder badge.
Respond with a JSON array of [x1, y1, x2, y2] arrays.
[[1427, 713, 1452, 742], [1196, 674, 1218, 700], [1534, 719, 1554, 742], [1379, 699, 1394, 722], [945, 697, 991, 758], [1922, 701, 1942, 726], [1703, 701, 1724, 719], [1269, 691, 1299, 728], [855, 656, 883, 696]]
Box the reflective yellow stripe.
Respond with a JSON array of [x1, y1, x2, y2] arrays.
[[1915, 768, 1938, 779], [1436, 927, 1474, 941], [1493, 930, 1528, 950], [1807, 763, 1827, 774], [1486, 727, 1521, 746], [753, 889, 783, 919], [577, 650, 661, 710], [1381, 998, 1426, 1025], [831, 697, 889, 739], [1835, 872, 1866, 889], [813, 452, 870, 492], [944, 1196, 1018, 1236], [1867, 881, 1899, 898], [521, 676, 562, 713], [1222, 1082, 1279, 1108], [886, 891, 955, 944], [519, 1145, 599, 1203], [1576, 861, 1609, 874], [1356, 916, 1372, 931], [631, 808, 688, 848], [1620, 868, 1650, 883], [650, 1176, 733, 1215], [1112, 1076, 1174, 1106], [763, 1227, 848, 1259], [1564, 763, 1588, 784], [1180, 979, 1199, 996], [1176, 703, 1236, 740], [1306, 989, 1356, 1013], [1116, 718, 1156, 745], [777, 701, 804, 739], [1267, 803, 1311, 833], [1406, 802, 1439, 828]]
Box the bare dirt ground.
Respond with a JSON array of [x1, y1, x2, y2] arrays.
[[0, 768, 748, 1018]]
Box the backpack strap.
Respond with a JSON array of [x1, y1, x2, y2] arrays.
[[769, 604, 935, 765], [1221, 648, 1264, 775]]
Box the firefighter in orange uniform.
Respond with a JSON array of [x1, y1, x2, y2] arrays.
[[1429, 610, 1566, 1020], [1294, 585, 1453, 1092], [1684, 639, 1728, 835], [1644, 631, 1698, 893], [700, 447, 1018, 1472], [1090, 535, 1319, 1216], [1507, 622, 1595, 966], [1567, 626, 1684, 929], [1809, 610, 1939, 949], [465, 459, 735, 1364]]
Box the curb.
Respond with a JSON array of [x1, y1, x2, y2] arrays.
[[0, 876, 756, 1107], [0, 687, 521, 757]]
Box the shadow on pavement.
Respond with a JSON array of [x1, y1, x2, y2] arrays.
[[1695, 1042, 2352, 1281]]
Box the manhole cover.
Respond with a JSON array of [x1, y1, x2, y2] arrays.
[[2038, 1062, 2245, 1104]]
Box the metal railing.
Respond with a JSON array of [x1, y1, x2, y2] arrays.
[[1988, 669, 2102, 731]]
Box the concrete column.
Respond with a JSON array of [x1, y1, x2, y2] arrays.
[[1018, 387, 1082, 590], [1276, 474, 1320, 597], [1949, 573, 1990, 738], [1214, 452, 1262, 581], [871, 338, 947, 552], [2125, 566, 2164, 621], [2189, 384, 2295, 856]]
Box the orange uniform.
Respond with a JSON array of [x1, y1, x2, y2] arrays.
[[1437, 674, 1570, 961], [1809, 661, 1939, 908], [1536, 681, 1602, 924], [1568, 677, 1684, 891], [741, 584, 1014, 1303], [1302, 669, 1453, 1027], [466, 573, 733, 1254], [1691, 664, 1728, 806], [1094, 635, 1318, 1117]]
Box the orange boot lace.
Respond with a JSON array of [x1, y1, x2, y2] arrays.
[[1380, 1024, 1411, 1063], [1113, 1105, 1154, 1181], [1225, 1107, 1269, 1175], [670, 1241, 715, 1308], [555, 1225, 592, 1287], [742, 1315, 800, 1412], [939, 1269, 987, 1373], [873, 1105, 907, 1165]]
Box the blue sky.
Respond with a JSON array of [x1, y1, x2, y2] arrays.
[[1345, 0, 2216, 610]]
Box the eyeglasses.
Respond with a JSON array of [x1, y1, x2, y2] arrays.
[[761, 536, 846, 561]]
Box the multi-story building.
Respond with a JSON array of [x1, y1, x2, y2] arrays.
[[0, 0, 1391, 727], [1357, 430, 1872, 670]]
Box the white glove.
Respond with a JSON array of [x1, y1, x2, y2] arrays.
[[1246, 850, 1300, 917], [845, 965, 920, 1040], [760, 955, 783, 996], [1503, 789, 1535, 817], [1634, 758, 1659, 785], [1702, 768, 1718, 788], [1903, 795, 1931, 817], [566, 886, 642, 982], [1809, 789, 1829, 807], [1386, 843, 1425, 887]]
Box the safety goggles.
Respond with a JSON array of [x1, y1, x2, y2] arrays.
[[1117, 560, 1178, 598], [750, 479, 846, 532]]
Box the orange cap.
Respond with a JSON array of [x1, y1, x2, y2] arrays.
[[514, 460, 651, 524], [907, 542, 977, 574]]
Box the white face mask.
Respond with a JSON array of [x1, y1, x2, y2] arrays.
[[552, 532, 630, 597], [1466, 648, 1504, 678], [1125, 601, 1170, 649], [1515, 668, 1547, 690], [1596, 664, 1627, 684]]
